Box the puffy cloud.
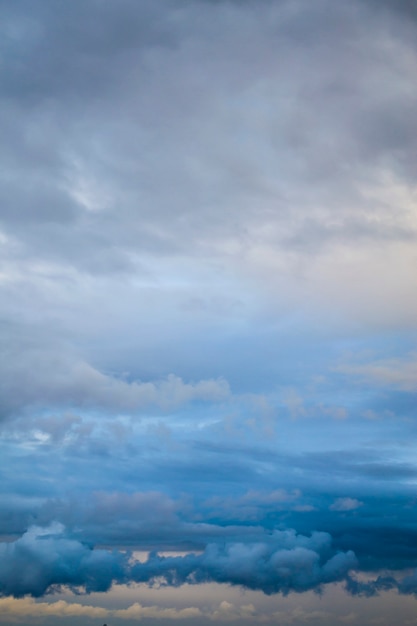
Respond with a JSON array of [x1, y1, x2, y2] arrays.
[[130, 530, 357, 595], [0, 596, 355, 624], [114, 602, 202, 620], [0, 524, 357, 598], [0, 596, 254, 623], [0, 596, 108, 620], [0, 523, 127, 597]]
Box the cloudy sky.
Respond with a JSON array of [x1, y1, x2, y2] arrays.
[[1, 0, 417, 624]]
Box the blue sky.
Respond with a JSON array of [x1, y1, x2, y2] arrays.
[[1, 0, 417, 624]]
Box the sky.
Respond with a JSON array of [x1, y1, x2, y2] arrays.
[[0, 0, 417, 624]]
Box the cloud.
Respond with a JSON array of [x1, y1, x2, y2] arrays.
[[130, 529, 358, 595], [0, 524, 357, 598], [337, 355, 417, 392], [1, 0, 416, 302], [0, 596, 356, 624], [0, 0, 416, 423], [114, 602, 202, 620], [0, 595, 369, 624], [330, 499, 363, 512], [35, 492, 264, 549], [0, 523, 127, 597], [0, 0, 417, 617], [203, 489, 303, 521], [0, 321, 230, 418], [0, 596, 108, 620], [0, 596, 201, 622]]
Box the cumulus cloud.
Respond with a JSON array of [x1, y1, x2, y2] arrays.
[[0, 596, 108, 620], [0, 596, 366, 624], [125, 529, 357, 595], [0, 524, 358, 598], [0, 523, 127, 597], [0, 596, 254, 623], [114, 602, 202, 620], [0, 597, 203, 622]]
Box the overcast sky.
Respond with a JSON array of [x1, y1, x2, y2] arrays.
[[1, 1, 417, 625]]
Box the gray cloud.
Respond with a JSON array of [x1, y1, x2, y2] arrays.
[[0, 0, 179, 103], [1, 0, 416, 272], [0, 320, 229, 419]]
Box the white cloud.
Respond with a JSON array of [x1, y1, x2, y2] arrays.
[[0, 597, 108, 621], [330, 498, 363, 512]]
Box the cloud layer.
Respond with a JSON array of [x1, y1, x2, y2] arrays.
[[3, 522, 417, 600], [1, 0, 417, 622]]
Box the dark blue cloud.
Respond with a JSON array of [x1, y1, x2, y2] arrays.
[[3, 521, 417, 600], [130, 530, 357, 595], [0, 524, 127, 597], [0, 524, 357, 597]]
